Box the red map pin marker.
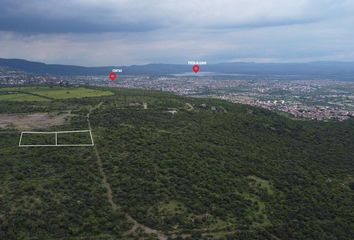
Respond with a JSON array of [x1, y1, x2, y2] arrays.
[[109, 72, 117, 81], [192, 64, 200, 73]]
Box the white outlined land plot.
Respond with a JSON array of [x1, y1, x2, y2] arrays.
[[19, 130, 94, 147]]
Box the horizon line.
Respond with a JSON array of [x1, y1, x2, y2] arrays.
[[1, 57, 354, 68]]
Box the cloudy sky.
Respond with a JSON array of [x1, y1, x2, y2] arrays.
[[0, 0, 354, 66]]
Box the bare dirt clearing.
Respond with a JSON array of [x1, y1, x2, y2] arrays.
[[0, 112, 72, 130]]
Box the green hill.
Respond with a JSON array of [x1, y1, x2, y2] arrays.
[[0, 86, 353, 240]]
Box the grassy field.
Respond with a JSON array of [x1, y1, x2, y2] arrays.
[[29, 87, 114, 99], [0, 93, 49, 101], [0, 86, 113, 101]]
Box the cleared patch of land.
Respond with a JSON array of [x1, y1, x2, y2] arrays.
[[0, 112, 72, 130]]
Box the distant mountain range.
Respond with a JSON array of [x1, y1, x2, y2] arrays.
[[1, 58, 354, 77]]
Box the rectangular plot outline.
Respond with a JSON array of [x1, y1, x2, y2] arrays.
[[19, 130, 94, 147]]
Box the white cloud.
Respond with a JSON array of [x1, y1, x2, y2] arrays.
[[0, 0, 354, 64]]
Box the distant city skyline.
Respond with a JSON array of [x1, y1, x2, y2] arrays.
[[0, 0, 354, 66]]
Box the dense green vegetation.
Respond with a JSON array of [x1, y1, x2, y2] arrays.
[[0, 86, 353, 239], [19, 131, 93, 146], [20, 132, 56, 146], [0, 134, 131, 239], [56, 131, 93, 146]]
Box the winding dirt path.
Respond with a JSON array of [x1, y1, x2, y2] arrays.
[[87, 103, 167, 240]]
